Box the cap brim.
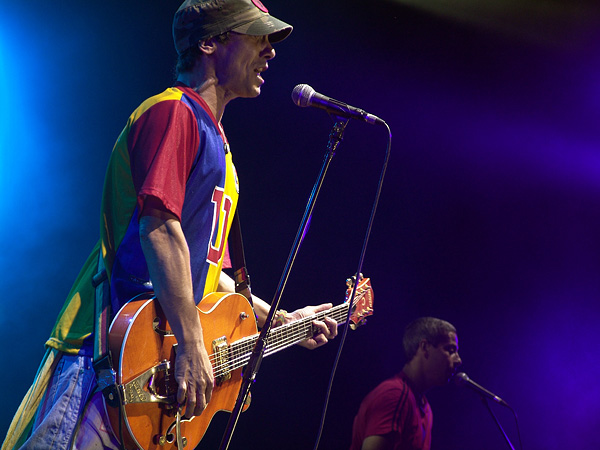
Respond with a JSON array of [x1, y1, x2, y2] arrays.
[[231, 15, 293, 43]]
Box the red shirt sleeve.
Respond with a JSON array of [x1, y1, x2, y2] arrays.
[[127, 99, 199, 221]]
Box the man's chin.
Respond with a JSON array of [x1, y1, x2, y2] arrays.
[[240, 88, 261, 98]]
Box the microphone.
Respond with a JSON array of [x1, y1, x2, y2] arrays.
[[453, 372, 510, 407], [291, 84, 384, 125]]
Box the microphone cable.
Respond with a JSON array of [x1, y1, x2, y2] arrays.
[[482, 396, 524, 450], [312, 120, 392, 450]]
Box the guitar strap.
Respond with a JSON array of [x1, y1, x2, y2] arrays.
[[92, 249, 117, 396], [91, 253, 110, 361], [90, 253, 127, 450], [229, 209, 253, 306], [91, 254, 120, 407]]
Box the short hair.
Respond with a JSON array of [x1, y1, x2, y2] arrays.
[[403, 317, 457, 361], [174, 32, 231, 77]]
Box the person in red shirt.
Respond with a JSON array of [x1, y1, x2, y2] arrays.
[[350, 317, 462, 450]]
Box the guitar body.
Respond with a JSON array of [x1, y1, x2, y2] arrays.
[[105, 292, 257, 450], [103, 276, 374, 449]]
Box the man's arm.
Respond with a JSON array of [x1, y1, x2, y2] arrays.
[[139, 207, 213, 418], [217, 272, 338, 348]]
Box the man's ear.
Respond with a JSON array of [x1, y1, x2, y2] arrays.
[[198, 38, 217, 55], [418, 339, 429, 357]]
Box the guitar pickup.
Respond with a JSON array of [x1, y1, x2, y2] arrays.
[[121, 360, 177, 405], [212, 336, 231, 385]]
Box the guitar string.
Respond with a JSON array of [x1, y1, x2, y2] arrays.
[[210, 313, 329, 376], [208, 287, 372, 377], [216, 305, 346, 366], [207, 288, 371, 376], [196, 285, 369, 377], [208, 303, 354, 377]]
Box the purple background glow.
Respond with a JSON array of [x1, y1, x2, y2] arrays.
[[1, 0, 600, 448]]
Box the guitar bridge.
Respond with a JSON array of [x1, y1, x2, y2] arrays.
[[212, 336, 231, 385], [121, 360, 177, 405]]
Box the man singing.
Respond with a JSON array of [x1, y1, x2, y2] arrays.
[[3, 1, 337, 449]]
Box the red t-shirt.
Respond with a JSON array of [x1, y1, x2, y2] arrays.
[[350, 372, 433, 450]]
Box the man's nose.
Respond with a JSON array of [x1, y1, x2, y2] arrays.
[[264, 42, 275, 60], [454, 353, 462, 366]]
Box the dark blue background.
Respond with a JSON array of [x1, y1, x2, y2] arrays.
[[2, 1, 600, 448]]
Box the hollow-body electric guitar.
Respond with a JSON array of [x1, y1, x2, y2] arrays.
[[104, 276, 374, 450]]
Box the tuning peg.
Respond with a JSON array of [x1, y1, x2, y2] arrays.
[[346, 273, 364, 288]]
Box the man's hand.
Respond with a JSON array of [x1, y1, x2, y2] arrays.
[[220, 274, 338, 348], [175, 339, 214, 418], [287, 303, 338, 349]]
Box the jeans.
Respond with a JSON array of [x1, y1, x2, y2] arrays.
[[19, 353, 120, 450]]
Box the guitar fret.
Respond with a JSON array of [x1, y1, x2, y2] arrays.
[[215, 285, 370, 376], [217, 303, 352, 374]]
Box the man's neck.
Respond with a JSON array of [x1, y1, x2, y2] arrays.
[[177, 72, 226, 122], [402, 362, 429, 395]]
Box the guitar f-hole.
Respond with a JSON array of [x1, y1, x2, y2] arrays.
[[159, 412, 192, 448]]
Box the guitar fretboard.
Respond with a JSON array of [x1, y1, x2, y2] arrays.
[[212, 302, 352, 378]]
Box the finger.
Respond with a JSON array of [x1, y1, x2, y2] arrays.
[[311, 334, 328, 348], [194, 374, 214, 416], [205, 376, 214, 403], [312, 303, 333, 313], [193, 392, 207, 417], [312, 319, 334, 338], [300, 338, 318, 349], [177, 380, 187, 406], [323, 317, 338, 338], [185, 387, 197, 419]]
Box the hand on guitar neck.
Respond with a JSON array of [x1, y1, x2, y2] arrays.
[[226, 270, 338, 350], [279, 303, 338, 349]]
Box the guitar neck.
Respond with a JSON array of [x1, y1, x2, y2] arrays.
[[264, 302, 350, 357], [218, 303, 349, 376]]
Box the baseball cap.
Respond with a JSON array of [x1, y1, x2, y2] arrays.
[[173, 0, 293, 55]]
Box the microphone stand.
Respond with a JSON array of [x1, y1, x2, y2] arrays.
[[481, 397, 516, 450], [218, 117, 350, 450]]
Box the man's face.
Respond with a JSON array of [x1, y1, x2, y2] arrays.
[[428, 332, 462, 386], [213, 32, 276, 99]]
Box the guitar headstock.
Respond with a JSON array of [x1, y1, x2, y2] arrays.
[[345, 274, 374, 330]]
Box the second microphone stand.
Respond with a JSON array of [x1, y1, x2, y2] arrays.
[[482, 397, 517, 450], [218, 117, 350, 450]]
